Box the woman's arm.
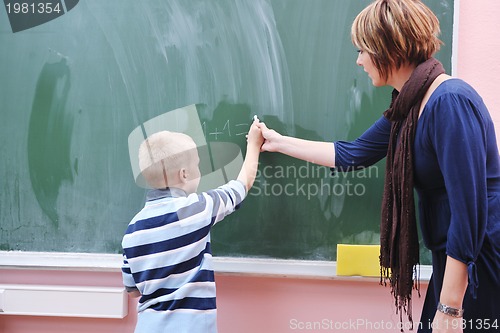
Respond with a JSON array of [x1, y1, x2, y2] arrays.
[[440, 257, 468, 309], [428, 92, 492, 332], [431, 256, 467, 332], [257, 116, 391, 169], [257, 122, 335, 167]]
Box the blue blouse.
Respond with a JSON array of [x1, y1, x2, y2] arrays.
[[335, 79, 500, 330]]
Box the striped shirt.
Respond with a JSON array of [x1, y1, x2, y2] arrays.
[[122, 180, 246, 333]]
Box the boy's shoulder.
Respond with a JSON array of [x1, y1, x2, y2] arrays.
[[137, 179, 246, 218], [188, 179, 247, 213], [145, 180, 245, 202]]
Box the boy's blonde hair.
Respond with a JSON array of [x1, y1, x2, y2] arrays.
[[139, 131, 197, 189], [351, 0, 442, 80]]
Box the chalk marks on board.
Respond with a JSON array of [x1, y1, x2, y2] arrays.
[[202, 119, 250, 140], [27, 57, 74, 227]]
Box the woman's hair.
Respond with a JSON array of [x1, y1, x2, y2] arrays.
[[139, 131, 197, 188], [351, 0, 442, 80]]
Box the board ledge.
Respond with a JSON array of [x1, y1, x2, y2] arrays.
[[0, 251, 432, 281]]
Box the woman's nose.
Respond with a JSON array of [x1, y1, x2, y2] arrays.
[[356, 53, 363, 66]]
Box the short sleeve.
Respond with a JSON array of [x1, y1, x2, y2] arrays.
[[201, 179, 247, 226], [121, 253, 137, 291], [209, 180, 246, 224]]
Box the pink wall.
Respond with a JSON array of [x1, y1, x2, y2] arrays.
[[0, 269, 427, 333], [456, 0, 500, 136], [2, 1, 500, 333], [0, 269, 137, 333], [216, 275, 428, 333]]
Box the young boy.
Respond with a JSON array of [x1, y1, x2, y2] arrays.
[[121, 119, 263, 333]]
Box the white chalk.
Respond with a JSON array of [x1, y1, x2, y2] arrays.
[[253, 115, 259, 121]]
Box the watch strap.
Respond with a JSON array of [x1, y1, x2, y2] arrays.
[[437, 302, 464, 318]]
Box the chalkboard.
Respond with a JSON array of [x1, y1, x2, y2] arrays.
[[0, 0, 453, 263]]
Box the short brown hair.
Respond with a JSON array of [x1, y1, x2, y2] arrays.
[[139, 131, 197, 189], [351, 0, 442, 80]]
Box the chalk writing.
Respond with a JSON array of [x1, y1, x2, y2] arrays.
[[202, 120, 249, 141]]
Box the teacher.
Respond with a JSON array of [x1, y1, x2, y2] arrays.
[[257, 0, 500, 332]]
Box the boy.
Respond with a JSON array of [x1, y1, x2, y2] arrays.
[[121, 119, 263, 333]]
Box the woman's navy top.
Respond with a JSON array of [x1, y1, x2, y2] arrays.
[[335, 79, 500, 331]]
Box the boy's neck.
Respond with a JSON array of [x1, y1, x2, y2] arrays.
[[147, 187, 188, 201]]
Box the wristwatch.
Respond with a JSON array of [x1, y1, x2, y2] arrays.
[[437, 302, 464, 318]]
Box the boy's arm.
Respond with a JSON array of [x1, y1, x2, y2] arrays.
[[197, 119, 262, 226], [237, 119, 264, 192], [126, 287, 141, 298]]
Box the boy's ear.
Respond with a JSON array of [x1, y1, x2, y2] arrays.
[[179, 168, 188, 183]]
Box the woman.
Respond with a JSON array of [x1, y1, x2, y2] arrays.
[[257, 0, 500, 332]]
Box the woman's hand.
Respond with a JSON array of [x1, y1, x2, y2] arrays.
[[256, 122, 282, 152]]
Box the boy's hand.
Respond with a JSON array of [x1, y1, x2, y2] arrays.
[[247, 118, 264, 148]]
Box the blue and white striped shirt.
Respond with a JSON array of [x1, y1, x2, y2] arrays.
[[122, 180, 246, 333]]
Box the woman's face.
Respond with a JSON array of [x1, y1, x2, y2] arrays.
[[356, 50, 386, 87]]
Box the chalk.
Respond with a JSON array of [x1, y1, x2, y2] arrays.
[[253, 115, 259, 121]]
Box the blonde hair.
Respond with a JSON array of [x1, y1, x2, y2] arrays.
[[351, 0, 442, 80], [139, 131, 197, 189]]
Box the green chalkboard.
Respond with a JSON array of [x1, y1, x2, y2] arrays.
[[0, 0, 453, 262]]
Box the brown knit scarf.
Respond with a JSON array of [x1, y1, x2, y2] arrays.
[[380, 57, 444, 327]]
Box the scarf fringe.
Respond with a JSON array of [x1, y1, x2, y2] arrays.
[[380, 264, 421, 332]]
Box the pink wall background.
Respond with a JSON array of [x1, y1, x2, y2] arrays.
[[2, 1, 500, 332], [456, 0, 500, 138]]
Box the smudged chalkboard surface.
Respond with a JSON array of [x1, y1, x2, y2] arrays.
[[0, 0, 453, 264]]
